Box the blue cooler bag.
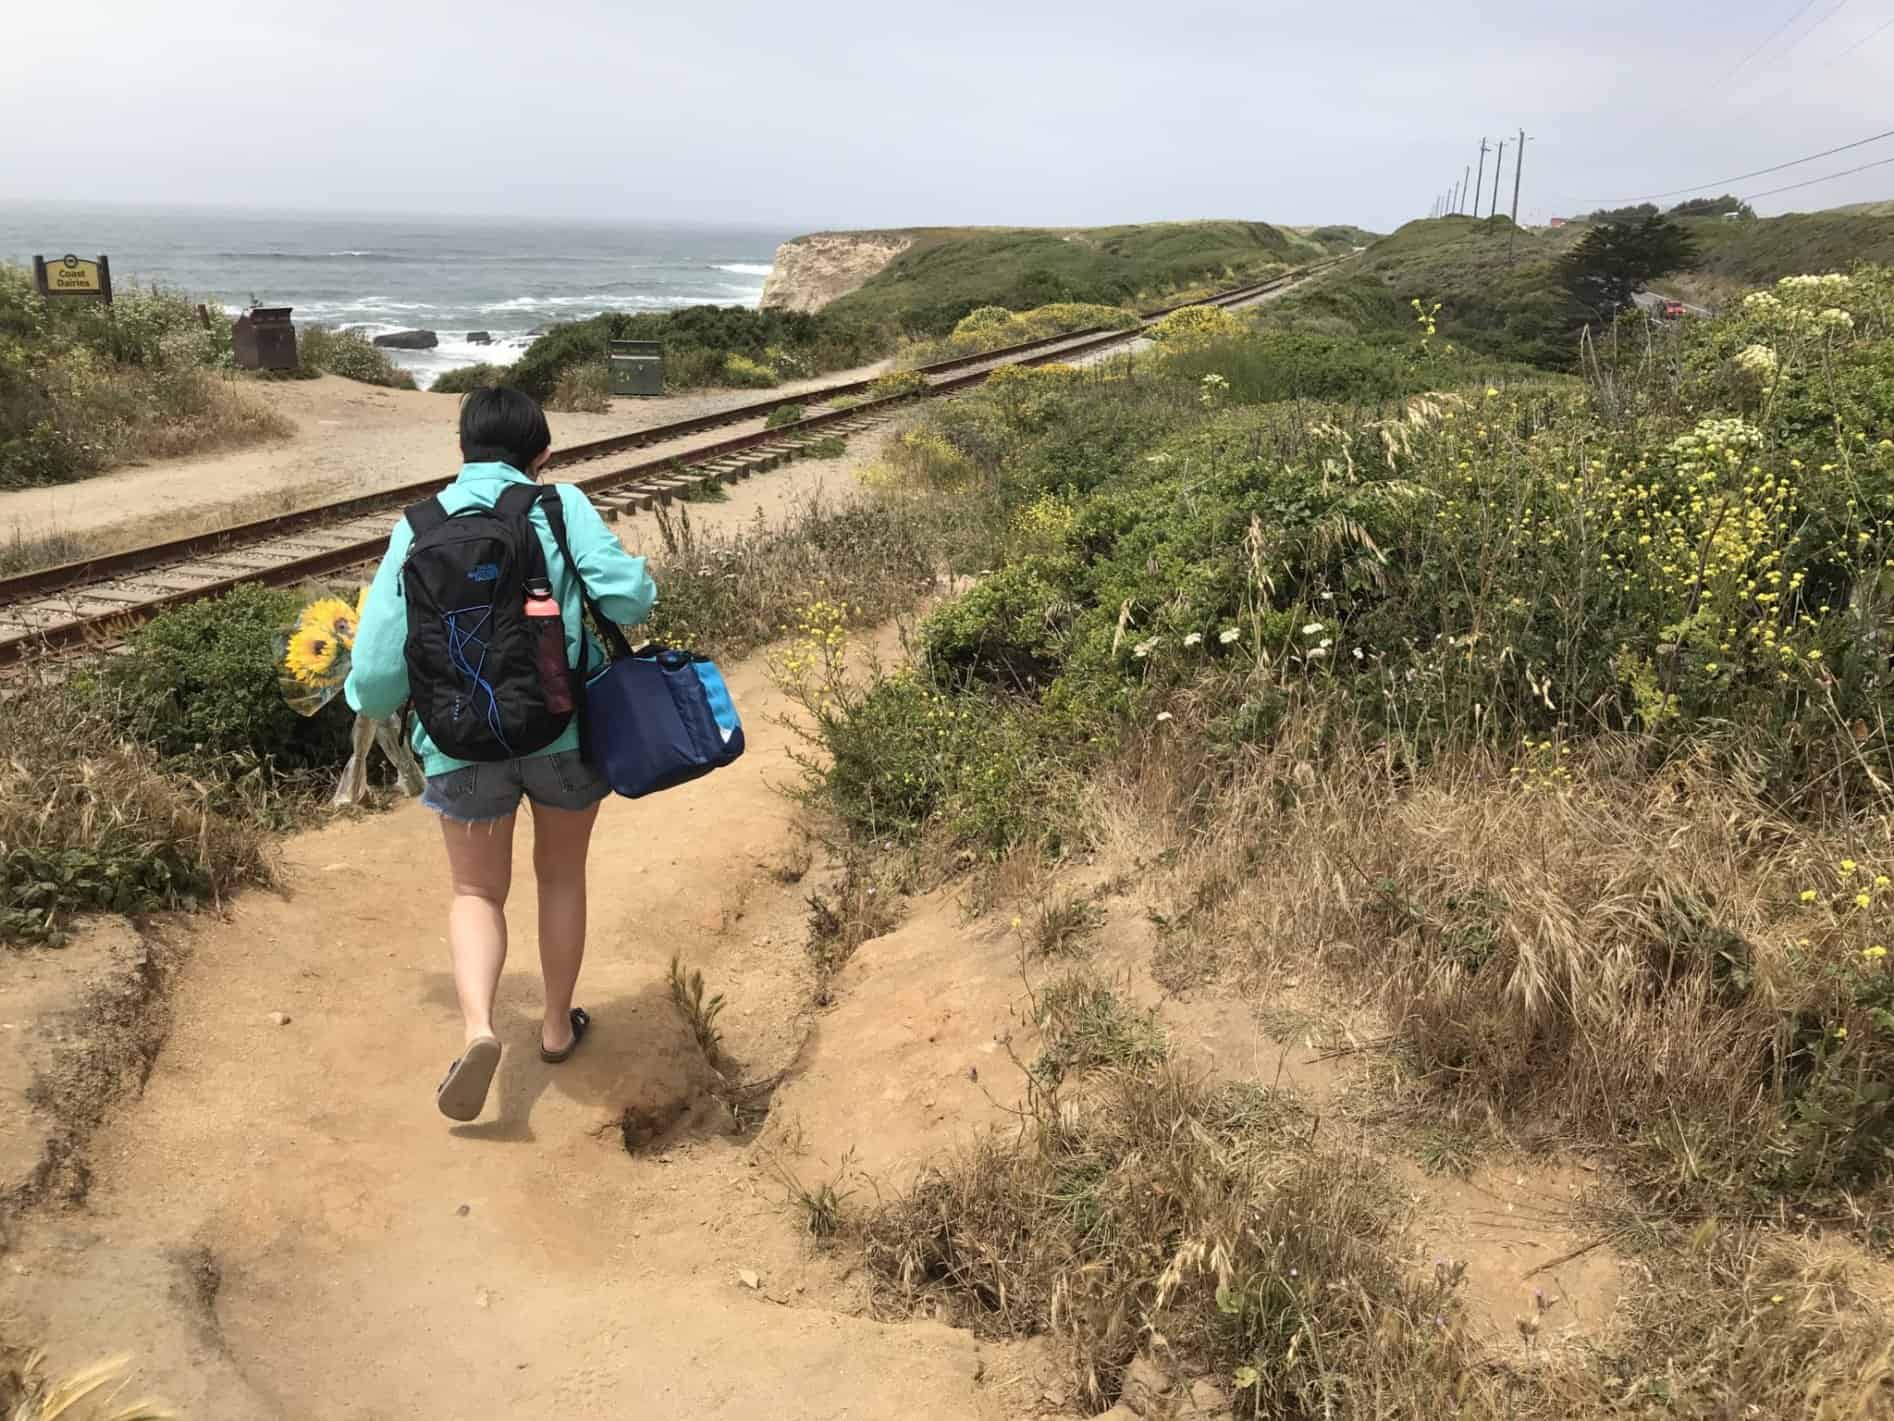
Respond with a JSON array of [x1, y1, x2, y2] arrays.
[[583, 647, 745, 798], [541, 491, 745, 799]]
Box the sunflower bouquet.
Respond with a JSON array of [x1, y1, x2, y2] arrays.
[[275, 589, 365, 717], [275, 588, 424, 805]]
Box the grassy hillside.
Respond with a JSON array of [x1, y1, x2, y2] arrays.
[[821, 220, 1316, 335], [1266, 215, 1590, 368], [1679, 210, 1894, 284]]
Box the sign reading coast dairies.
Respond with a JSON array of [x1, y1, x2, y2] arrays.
[[33, 253, 112, 302]]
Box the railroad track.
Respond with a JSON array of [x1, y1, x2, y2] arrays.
[[0, 261, 1338, 666]]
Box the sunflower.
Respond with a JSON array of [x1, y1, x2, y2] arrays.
[[282, 594, 362, 688], [285, 626, 337, 682]]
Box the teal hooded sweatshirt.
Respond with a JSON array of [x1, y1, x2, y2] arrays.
[[344, 461, 658, 778]]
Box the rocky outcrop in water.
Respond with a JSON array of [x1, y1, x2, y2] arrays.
[[759, 233, 913, 313], [373, 330, 438, 350]]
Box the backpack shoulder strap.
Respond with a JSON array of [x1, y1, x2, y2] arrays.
[[404, 496, 450, 537], [494, 484, 541, 519]]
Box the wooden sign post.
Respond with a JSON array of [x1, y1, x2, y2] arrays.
[[33, 254, 112, 303]]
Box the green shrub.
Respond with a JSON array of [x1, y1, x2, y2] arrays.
[[902, 301, 1141, 366], [764, 403, 806, 430], [1149, 304, 1244, 348], [547, 363, 611, 412], [921, 562, 1072, 691], [505, 305, 881, 402], [97, 584, 355, 775], [0, 264, 287, 488], [722, 353, 779, 389], [298, 327, 417, 388], [795, 671, 1056, 854], [430, 362, 510, 394], [1161, 328, 1437, 404], [868, 370, 928, 399]]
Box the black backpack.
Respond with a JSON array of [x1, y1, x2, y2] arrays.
[[401, 484, 581, 763]]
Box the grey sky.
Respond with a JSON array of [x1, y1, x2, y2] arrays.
[[6, 0, 1893, 230]]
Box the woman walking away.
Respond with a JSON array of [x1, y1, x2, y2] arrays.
[[346, 386, 657, 1122]]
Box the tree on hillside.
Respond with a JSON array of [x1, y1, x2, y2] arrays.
[[1669, 194, 1755, 220], [1557, 214, 1700, 320], [1585, 203, 1658, 224]]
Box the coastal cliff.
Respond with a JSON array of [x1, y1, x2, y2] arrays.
[[759, 232, 914, 313]]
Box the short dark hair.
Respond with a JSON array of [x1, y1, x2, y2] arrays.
[[458, 385, 551, 475]]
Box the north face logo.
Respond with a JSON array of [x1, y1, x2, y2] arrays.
[[467, 563, 500, 582]]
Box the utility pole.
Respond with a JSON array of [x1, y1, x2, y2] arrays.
[[1449, 179, 1459, 215], [1491, 139, 1507, 223], [1473, 138, 1489, 219], [1461, 165, 1471, 215], [1509, 129, 1529, 260]]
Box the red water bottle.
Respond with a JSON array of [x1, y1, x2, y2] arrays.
[[524, 580, 574, 715]]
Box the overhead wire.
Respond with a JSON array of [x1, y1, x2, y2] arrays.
[[1741, 150, 1894, 199], [1576, 126, 1894, 205], [1709, 0, 1825, 88], [1725, 9, 1894, 119]]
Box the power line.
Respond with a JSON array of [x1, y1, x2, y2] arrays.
[[1708, 0, 1824, 88], [1761, 0, 1857, 74], [1728, 11, 1894, 119], [1742, 150, 1894, 199], [1580, 125, 1894, 205]]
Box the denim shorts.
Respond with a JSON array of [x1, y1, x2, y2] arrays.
[[421, 750, 610, 824]]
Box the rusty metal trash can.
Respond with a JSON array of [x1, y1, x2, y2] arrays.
[[233, 306, 299, 371]]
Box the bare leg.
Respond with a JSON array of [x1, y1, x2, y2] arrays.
[[441, 815, 517, 1046], [530, 800, 600, 1054]]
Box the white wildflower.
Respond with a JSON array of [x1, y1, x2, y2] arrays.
[[1182, 632, 1203, 647], [1132, 638, 1157, 659], [1155, 711, 1173, 723], [1219, 627, 1241, 645], [1301, 622, 1324, 636]]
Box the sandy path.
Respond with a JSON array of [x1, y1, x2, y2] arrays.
[[0, 623, 1022, 1418], [0, 361, 891, 551]]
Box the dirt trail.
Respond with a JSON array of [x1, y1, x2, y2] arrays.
[[0, 624, 1061, 1417]]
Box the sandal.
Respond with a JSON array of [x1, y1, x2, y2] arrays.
[[436, 1036, 501, 1121], [540, 1007, 591, 1064]]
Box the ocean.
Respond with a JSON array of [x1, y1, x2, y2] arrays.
[[0, 202, 790, 387]]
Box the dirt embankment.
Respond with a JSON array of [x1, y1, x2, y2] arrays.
[[760, 234, 914, 314]]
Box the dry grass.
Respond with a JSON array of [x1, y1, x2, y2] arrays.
[[0, 1350, 170, 1420], [546, 365, 611, 414], [1, 681, 276, 945], [27, 360, 293, 481], [857, 951, 1894, 1418], [1080, 715, 1894, 1214], [1605, 1226, 1894, 1415], [862, 1029, 1525, 1415], [666, 953, 728, 1070], [0, 529, 84, 578], [804, 854, 900, 995], [2, 481, 339, 578]]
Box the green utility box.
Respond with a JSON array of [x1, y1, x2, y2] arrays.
[[608, 339, 663, 396]]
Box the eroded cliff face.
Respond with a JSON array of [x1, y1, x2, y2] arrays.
[[759, 233, 914, 313]]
